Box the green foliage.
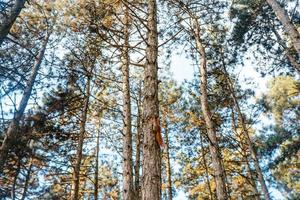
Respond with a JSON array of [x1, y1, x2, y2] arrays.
[[264, 76, 299, 122], [259, 76, 300, 198], [230, 0, 265, 44]]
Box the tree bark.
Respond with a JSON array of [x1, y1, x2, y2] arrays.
[[122, 4, 134, 200], [0, 32, 50, 172], [72, 75, 91, 200], [192, 17, 228, 200], [266, 0, 300, 57], [0, 0, 26, 46], [141, 0, 161, 199], [222, 61, 271, 200], [162, 109, 173, 200], [134, 84, 142, 199]]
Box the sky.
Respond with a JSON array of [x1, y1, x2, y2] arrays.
[[171, 54, 195, 83]]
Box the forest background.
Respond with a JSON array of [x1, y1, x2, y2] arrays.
[[0, 0, 299, 200]]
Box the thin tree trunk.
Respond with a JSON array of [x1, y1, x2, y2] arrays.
[[0, 32, 50, 172], [222, 61, 270, 200], [122, 4, 134, 200], [266, 0, 300, 56], [192, 17, 228, 200], [162, 109, 173, 200], [245, 156, 260, 200], [134, 84, 142, 199], [72, 75, 91, 200], [141, 0, 161, 199], [199, 133, 214, 200], [94, 121, 101, 200], [0, 0, 26, 46], [230, 106, 260, 200], [21, 157, 33, 200]]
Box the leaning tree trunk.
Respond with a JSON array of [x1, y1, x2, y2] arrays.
[[222, 60, 271, 200], [72, 75, 91, 200], [0, 0, 26, 46], [266, 0, 300, 57], [230, 106, 260, 200], [141, 0, 161, 199], [192, 17, 228, 200], [0, 32, 50, 172], [122, 5, 134, 200], [245, 156, 260, 200]]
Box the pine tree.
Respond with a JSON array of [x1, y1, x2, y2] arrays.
[[142, 0, 162, 199]]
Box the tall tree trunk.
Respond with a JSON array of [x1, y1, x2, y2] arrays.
[[199, 133, 214, 200], [141, 0, 161, 199], [0, 32, 50, 172], [222, 62, 270, 200], [0, 0, 26, 46], [122, 4, 134, 200], [192, 17, 228, 200], [72, 75, 91, 200], [266, 0, 300, 56], [21, 157, 33, 200], [94, 121, 101, 200], [162, 109, 173, 200], [134, 84, 142, 199]]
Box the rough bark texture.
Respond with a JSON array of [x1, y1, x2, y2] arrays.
[[193, 17, 228, 200], [0, 0, 26, 46], [222, 62, 270, 200], [122, 5, 134, 200], [141, 0, 161, 199], [162, 109, 173, 200], [266, 0, 300, 56], [72, 76, 91, 200], [0, 32, 50, 172]]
